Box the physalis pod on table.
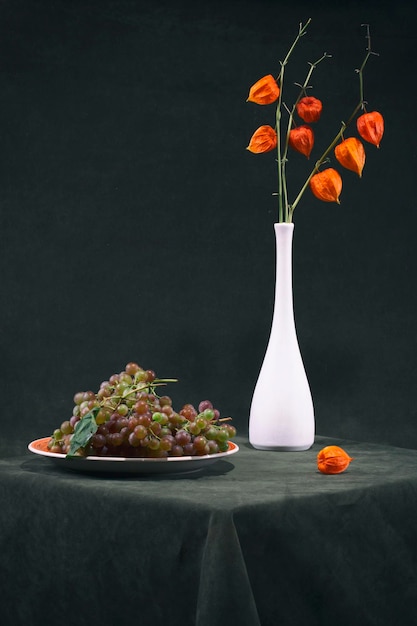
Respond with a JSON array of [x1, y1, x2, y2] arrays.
[[317, 445, 353, 474]]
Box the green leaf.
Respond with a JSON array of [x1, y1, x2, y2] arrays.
[[66, 408, 99, 458]]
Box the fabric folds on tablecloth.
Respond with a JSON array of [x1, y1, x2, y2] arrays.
[[1, 435, 417, 626]]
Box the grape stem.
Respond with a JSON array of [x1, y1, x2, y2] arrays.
[[99, 378, 179, 412]]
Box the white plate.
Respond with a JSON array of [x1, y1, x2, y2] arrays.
[[28, 437, 239, 475]]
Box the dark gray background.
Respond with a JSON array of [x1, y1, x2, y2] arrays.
[[1, 0, 416, 449]]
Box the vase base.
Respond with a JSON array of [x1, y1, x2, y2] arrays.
[[250, 443, 313, 452]]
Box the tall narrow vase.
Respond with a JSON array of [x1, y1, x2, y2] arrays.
[[249, 223, 315, 451]]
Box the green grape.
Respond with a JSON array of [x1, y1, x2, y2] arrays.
[[217, 440, 229, 452], [105, 397, 119, 410], [95, 408, 109, 425], [195, 416, 208, 430], [205, 426, 218, 440], [187, 421, 201, 436], [152, 412, 168, 425], [202, 408, 215, 421], [119, 373, 133, 385], [115, 381, 129, 395], [53, 428, 63, 441], [216, 428, 229, 443], [117, 403, 129, 416], [135, 370, 148, 382], [60, 420, 73, 435]]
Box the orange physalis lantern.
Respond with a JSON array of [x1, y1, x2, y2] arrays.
[[247, 74, 280, 105], [288, 125, 314, 158], [335, 137, 366, 177], [296, 96, 323, 123], [356, 111, 384, 148], [246, 125, 277, 154], [309, 168, 342, 203], [317, 446, 353, 474]]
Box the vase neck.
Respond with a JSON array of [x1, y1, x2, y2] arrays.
[[272, 223, 295, 332]]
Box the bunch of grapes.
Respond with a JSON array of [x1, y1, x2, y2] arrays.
[[48, 362, 236, 458]]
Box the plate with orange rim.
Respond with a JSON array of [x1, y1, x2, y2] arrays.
[[28, 437, 239, 475]]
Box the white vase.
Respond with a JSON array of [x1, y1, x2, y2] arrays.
[[249, 223, 315, 451]]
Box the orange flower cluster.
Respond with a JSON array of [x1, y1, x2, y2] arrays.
[[309, 110, 383, 203], [287, 97, 322, 160], [246, 75, 280, 154], [247, 77, 384, 204], [245, 22, 384, 216]]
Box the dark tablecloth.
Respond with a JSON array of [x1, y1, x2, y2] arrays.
[[1, 435, 417, 626]]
